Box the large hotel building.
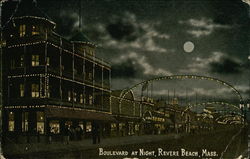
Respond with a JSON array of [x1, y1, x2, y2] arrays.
[[2, 0, 113, 140]]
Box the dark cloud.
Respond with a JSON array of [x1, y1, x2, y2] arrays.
[[106, 13, 144, 42], [209, 57, 242, 74], [212, 0, 249, 25], [107, 22, 137, 41], [54, 12, 79, 38], [111, 59, 138, 78]]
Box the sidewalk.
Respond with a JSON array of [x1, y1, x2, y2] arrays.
[[3, 133, 183, 156]]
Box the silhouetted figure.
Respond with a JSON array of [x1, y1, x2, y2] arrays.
[[92, 123, 101, 144], [76, 126, 83, 140], [96, 124, 100, 143], [48, 126, 52, 144], [64, 125, 70, 144], [37, 130, 41, 143], [92, 124, 97, 144]]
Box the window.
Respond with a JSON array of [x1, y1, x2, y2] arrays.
[[31, 84, 39, 98], [22, 112, 28, 132], [111, 123, 117, 132], [20, 55, 24, 67], [80, 94, 83, 104], [37, 112, 44, 134], [86, 122, 92, 132], [49, 121, 60, 134], [68, 91, 71, 101], [19, 24, 26, 37], [31, 55, 39, 66], [10, 55, 24, 69], [47, 85, 50, 98], [32, 25, 39, 35], [10, 60, 15, 69], [88, 73, 92, 80], [8, 112, 14, 132], [89, 95, 93, 105], [73, 92, 77, 102], [20, 84, 24, 97], [46, 57, 50, 66], [119, 123, 125, 131], [65, 121, 72, 128]]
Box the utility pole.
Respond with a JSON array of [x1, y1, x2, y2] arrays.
[[0, 0, 3, 146], [0, 1, 4, 157], [0, 1, 8, 158]]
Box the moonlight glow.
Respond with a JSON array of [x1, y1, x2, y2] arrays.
[[183, 41, 195, 53]]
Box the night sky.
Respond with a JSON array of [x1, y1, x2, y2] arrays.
[[3, 0, 250, 106]]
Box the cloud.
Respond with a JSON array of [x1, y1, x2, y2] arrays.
[[56, 11, 80, 37], [209, 57, 243, 74], [111, 59, 138, 78], [179, 18, 231, 38], [112, 52, 172, 78], [95, 12, 170, 53], [180, 52, 223, 73], [106, 12, 141, 42], [180, 51, 244, 75]]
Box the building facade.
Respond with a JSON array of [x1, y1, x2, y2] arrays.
[[2, 0, 112, 142]]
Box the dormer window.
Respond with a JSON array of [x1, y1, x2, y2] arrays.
[[32, 25, 39, 35], [19, 24, 26, 37]]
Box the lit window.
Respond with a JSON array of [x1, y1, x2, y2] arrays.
[[31, 55, 39, 66], [86, 122, 92, 132], [8, 112, 14, 132], [46, 57, 50, 66], [46, 85, 50, 98], [68, 91, 71, 101], [19, 24, 26, 37], [49, 121, 60, 134], [20, 84, 24, 97], [119, 123, 125, 131], [111, 123, 117, 132], [73, 92, 77, 102], [20, 55, 24, 67], [32, 25, 39, 35], [31, 84, 39, 98], [89, 95, 93, 105], [80, 94, 83, 104], [88, 73, 92, 80], [37, 112, 45, 134], [22, 112, 28, 132], [84, 95, 86, 104], [65, 121, 72, 128]]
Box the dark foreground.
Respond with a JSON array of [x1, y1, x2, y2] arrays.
[[4, 128, 248, 159]]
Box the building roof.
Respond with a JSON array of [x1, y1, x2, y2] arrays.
[[12, 0, 55, 26], [70, 31, 96, 46], [70, 31, 91, 42]]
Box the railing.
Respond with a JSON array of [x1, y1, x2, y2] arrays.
[[49, 33, 110, 68]]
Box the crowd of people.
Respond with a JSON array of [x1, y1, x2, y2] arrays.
[[48, 124, 101, 144]]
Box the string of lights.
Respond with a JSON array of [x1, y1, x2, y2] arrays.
[[119, 75, 243, 108]]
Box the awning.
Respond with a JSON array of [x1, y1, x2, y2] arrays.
[[114, 115, 142, 122], [45, 107, 116, 122]]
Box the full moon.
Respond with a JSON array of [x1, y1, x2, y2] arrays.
[[183, 41, 195, 53]]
